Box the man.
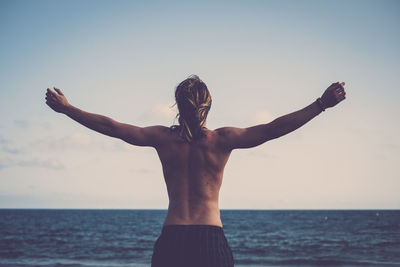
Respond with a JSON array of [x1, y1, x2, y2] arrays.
[[45, 75, 346, 267]]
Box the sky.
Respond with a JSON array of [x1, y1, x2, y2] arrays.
[[0, 0, 399, 209]]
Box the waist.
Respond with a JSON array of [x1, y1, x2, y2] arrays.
[[164, 199, 222, 227], [163, 217, 223, 227], [162, 224, 224, 235]]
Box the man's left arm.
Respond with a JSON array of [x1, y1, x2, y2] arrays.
[[216, 82, 346, 150]]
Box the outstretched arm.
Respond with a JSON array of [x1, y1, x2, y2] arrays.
[[217, 82, 346, 150], [45, 87, 167, 147]]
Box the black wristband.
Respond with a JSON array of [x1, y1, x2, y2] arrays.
[[316, 98, 326, 112]]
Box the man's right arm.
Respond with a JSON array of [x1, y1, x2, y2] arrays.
[[63, 105, 167, 147], [45, 87, 168, 147], [216, 82, 346, 150]]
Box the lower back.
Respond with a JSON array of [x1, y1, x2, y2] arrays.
[[164, 199, 222, 227]]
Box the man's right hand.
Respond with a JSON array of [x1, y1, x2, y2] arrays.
[[320, 82, 346, 109], [45, 87, 70, 113]]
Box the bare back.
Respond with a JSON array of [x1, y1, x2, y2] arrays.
[[155, 127, 231, 227]]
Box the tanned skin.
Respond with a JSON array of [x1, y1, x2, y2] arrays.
[[45, 82, 346, 227]]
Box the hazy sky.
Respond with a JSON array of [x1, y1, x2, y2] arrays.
[[1, 0, 399, 209]]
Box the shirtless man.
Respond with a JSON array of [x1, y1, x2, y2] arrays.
[[45, 75, 346, 267]]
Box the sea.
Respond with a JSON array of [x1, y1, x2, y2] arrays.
[[0, 209, 399, 267]]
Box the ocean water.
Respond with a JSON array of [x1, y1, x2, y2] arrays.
[[0, 210, 399, 266]]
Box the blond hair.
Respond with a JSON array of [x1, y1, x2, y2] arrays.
[[172, 75, 212, 142]]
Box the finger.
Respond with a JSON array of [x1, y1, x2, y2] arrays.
[[54, 87, 64, 96], [47, 88, 57, 97], [333, 87, 343, 96], [329, 82, 342, 91], [336, 89, 345, 95], [328, 82, 340, 90], [339, 82, 345, 90], [46, 93, 57, 100], [335, 90, 342, 99]]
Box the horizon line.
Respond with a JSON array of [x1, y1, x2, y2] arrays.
[[0, 208, 398, 211]]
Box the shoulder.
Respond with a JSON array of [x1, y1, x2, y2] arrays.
[[144, 125, 174, 140], [145, 125, 171, 133], [151, 125, 185, 144], [215, 126, 244, 138], [118, 124, 172, 147], [208, 127, 242, 150]]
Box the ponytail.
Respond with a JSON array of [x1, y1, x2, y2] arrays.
[[172, 75, 212, 142]]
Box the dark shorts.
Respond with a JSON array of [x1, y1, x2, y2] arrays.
[[151, 225, 234, 267]]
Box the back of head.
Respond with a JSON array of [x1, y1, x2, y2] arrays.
[[173, 75, 212, 142]]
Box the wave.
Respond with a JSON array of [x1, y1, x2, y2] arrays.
[[237, 258, 400, 266], [0, 259, 148, 267]]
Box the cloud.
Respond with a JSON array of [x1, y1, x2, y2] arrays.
[[30, 132, 134, 153], [39, 121, 53, 129], [0, 157, 64, 170], [0, 158, 13, 170], [69, 132, 92, 146], [251, 110, 274, 125], [130, 168, 153, 174], [12, 119, 52, 130], [152, 103, 177, 120], [0, 136, 6, 144], [0, 135, 23, 154], [18, 158, 64, 170], [31, 132, 92, 151], [138, 103, 177, 124], [247, 150, 278, 159], [13, 119, 30, 129], [104, 139, 135, 152], [2, 146, 23, 154]]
